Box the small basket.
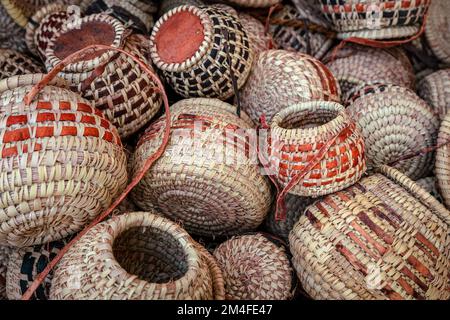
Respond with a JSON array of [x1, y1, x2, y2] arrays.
[[0, 74, 128, 247], [418, 69, 450, 121], [150, 5, 253, 100], [238, 12, 271, 57], [223, 0, 281, 8], [213, 233, 294, 300], [131, 98, 272, 237], [50, 212, 226, 300], [436, 113, 450, 209], [425, 0, 450, 65], [267, 101, 366, 197], [0, 49, 43, 80], [319, 0, 430, 40], [240, 50, 341, 124], [270, 3, 334, 60], [6, 239, 67, 300], [346, 82, 438, 180], [290, 165, 450, 300], [325, 44, 415, 98]]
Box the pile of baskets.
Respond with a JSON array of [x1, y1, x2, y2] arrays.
[[0, 0, 449, 302]]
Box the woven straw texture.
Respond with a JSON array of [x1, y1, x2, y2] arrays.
[[240, 50, 341, 124], [270, 3, 333, 60], [0, 246, 11, 300], [157, 0, 204, 17], [150, 5, 253, 100], [326, 44, 415, 99], [213, 234, 293, 300], [223, 0, 280, 8], [50, 212, 226, 300], [131, 98, 272, 237], [436, 113, 450, 209], [6, 239, 67, 300], [290, 165, 450, 300], [268, 101, 366, 197], [0, 73, 128, 247], [265, 194, 315, 243], [319, 0, 430, 40], [238, 13, 271, 57], [0, 2, 27, 52], [415, 176, 443, 204], [0, 49, 43, 81], [346, 83, 438, 180], [418, 68, 450, 121], [425, 0, 450, 65]]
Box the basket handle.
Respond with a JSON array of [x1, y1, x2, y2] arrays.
[[21, 43, 172, 300]]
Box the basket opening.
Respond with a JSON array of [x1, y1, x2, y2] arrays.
[[113, 226, 189, 283], [52, 21, 117, 60], [154, 9, 205, 64], [278, 108, 338, 130]]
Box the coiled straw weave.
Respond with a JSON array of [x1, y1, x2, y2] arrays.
[[435, 113, 450, 209], [425, 0, 450, 65], [418, 69, 450, 121], [223, 0, 280, 8], [0, 246, 11, 300], [50, 212, 226, 300], [0, 49, 43, 81], [238, 12, 271, 57], [290, 165, 450, 300]]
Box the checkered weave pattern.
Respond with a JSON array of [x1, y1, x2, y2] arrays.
[[0, 49, 43, 80]]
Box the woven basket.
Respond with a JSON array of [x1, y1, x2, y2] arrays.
[[0, 49, 43, 81], [415, 176, 443, 204], [0, 73, 128, 247], [290, 165, 450, 300], [238, 13, 271, 57], [45, 16, 162, 138], [240, 50, 341, 125], [150, 5, 253, 100], [223, 0, 280, 8], [425, 0, 450, 65], [157, 0, 204, 17], [325, 44, 415, 98], [6, 239, 67, 300], [0, 2, 27, 52], [418, 69, 450, 121], [319, 0, 430, 40], [436, 113, 450, 209], [267, 101, 366, 197], [50, 212, 226, 300], [346, 82, 438, 180], [265, 194, 315, 243], [131, 98, 272, 237], [270, 3, 334, 60], [0, 246, 11, 300], [213, 233, 294, 300]]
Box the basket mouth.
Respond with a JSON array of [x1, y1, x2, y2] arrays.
[[150, 5, 213, 72]]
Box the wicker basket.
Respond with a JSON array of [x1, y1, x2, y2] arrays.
[[238, 13, 271, 57], [415, 176, 443, 204], [425, 0, 450, 65], [346, 82, 438, 180], [0, 73, 128, 247], [150, 5, 253, 100], [131, 98, 272, 237], [436, 113, 450, 209], [267, 101, 366, 197], [49, 212, 226, 300], [6, 239, 67, 300], [418, 69, 450, 121], [240, 50, 341, 125], [0, 49, 43, 81], [213, 233, 294, 300], [45, 15, 163, 138], [270, 3, 334, 60], [325, 44, 415, 98], [319, 0, 431, 40], [0, 246, 11, 300], [265, 194, 315, 243], [0, 2, 27, 52], [290, 165, 450, 300], [223, 0, 280, 8]]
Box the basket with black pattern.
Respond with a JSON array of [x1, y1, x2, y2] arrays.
[[150, 5, 253, 100], [0, 49, 43, 80]]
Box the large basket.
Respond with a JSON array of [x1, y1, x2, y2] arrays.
[[238, 12, 271, 57], [49, 212, 226, 300], [213, 233, 294, 300], [150, 5, 253, 100], [240, 50, 341, 125], [325, 44, 415, 98], [0, 74, 128, 247], [223, 0, 280, 8], [436, 113, 450, 209], [0, 49, 43, 81], [425, 0, 450, 65], [346, 82, 438, 180], [319, 0, 430, 40], [131, 98, 272, 237], [290, 165, 450, 300], [270, 3, 334, 60], [418, 69, 450, 121], [267, 101, 366, 197]]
